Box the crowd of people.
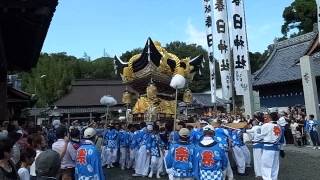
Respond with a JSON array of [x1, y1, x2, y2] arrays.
[[0, 108, 319, 180]]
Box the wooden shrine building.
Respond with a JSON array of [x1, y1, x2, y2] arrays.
[[52, 79, 136, 124], [0, 0, 58, 123], [253, 28, 320, 108]]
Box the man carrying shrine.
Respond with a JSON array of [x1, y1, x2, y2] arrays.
[[230, 127, 251, 176], [214, 120, 234, 180], [104, 124, 119, 169], [190, 120, 209, 145], [194, 125, 227, 180], [246, 113, 264, 179], [256, 112, 284, 180], [132, 124, 153, 177], [75, 127, 105, 180], [118, 124, 129, 170], [165, 128, 195, 180]]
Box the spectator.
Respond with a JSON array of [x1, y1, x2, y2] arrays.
[[35, 150, 61, 180], [30, 134, 46, 179], [8, 131, 22, 166], [48, 120, 61, 148], [290, 120, 299, 146], [18, 148, 36, 180], [51, 126, 72, 180], [306, 115, 320, 150], [0, 138, 19, 180], [295, 126, 303, 147]]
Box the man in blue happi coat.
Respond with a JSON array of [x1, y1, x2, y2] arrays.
[[194, 125, 227, 180], [104, 125, 119, 168], [166, 128, 195, 180], [75, 127, 105, 180]]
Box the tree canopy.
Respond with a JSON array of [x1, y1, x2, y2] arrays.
[[281, 0, 317, 37]]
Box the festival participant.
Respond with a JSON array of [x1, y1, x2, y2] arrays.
[[101, 124, 110, 166], [119, 124, 129, 170], [169, 122, 185, 145], [126, 124, 137, 169], [257, 112, 283, 180], [214, 120, 234, 180], [230, 127, 250, 176], [165, 128, 195, 180], [75, 128, 105, 180], [194, 125, 227, 180], [190, 120, 209, 145], [147, 125, 163, 178], [104, 125, 119, 168], [246, 113, 263, 179], [159, 127, 169, 175], [132, 124, 153, 177]]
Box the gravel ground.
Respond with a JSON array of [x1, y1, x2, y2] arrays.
[[105, 145, 320, 180]]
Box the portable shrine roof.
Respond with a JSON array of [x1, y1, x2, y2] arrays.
[[253, 30, 320, 88], [54, 79, 136, 107], [0, 0, 58, 71]]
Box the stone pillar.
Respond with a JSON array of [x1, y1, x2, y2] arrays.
[[300, 56, 320, 119], [243, 70, 254, 118]]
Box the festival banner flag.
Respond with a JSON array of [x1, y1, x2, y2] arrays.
[[203, 0, 216, 103], [230, 0, 250, 95], [212, 0, 232, 100]]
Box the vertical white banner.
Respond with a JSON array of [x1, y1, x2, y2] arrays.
[[212, 0, 232, 100], [203, 0, 216, 103], [230, 0, 250, 95]]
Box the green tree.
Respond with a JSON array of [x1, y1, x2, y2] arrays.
[[120, 48, 143, 62], [281, 0, 317, 37]]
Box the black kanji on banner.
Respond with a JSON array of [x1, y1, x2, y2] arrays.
[[215, 0, 224, 11], [234, 35, 244, 50], [207, 34, 213, 47], [235, 55, 246, 69], [209, 52, 214, 63], [205, 16, 212, 28], [233, 14, 243, 29], [204, 4, 211, 13], [220, 59, 229, 71], [218, 40, 228, 54], [226, 75, 230, 89], [216, 19, 226, 33], [232, 0, 241, 6]]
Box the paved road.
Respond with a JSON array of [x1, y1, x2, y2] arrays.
[[105, 145, 320, 180]]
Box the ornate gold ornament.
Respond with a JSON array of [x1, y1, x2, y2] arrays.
[[183, 89, 193, 104], [122, 90, 132, 104]]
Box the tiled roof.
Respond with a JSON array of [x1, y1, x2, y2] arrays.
[[192, 93, 231, 107], [54, 80, 136, 107], [253, 31, 320, 87]]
